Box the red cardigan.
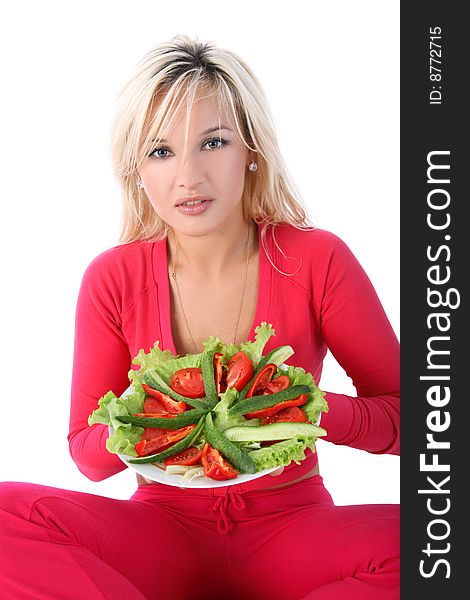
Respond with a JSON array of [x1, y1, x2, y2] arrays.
[[69, 225, 400, 482]]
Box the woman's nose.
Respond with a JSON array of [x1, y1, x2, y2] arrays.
[[176, 153, 204, 189]]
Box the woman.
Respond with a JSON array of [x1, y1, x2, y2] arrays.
[[0, 35, 399, 599]]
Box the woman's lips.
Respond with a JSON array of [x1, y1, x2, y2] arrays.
[[175, 197, 214, 215]]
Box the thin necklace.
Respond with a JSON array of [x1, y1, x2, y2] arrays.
[[170, 224, 252, 353]]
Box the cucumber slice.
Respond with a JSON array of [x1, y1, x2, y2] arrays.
[[201, 350, 218, 408], [117, 407, 207, 429], [204, 413, 257, 474], [224, 422, 326, 442], [266, 346, 294, 367], [228, 384, 312, 416]]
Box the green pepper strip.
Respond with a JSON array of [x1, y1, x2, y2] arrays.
[[117, 407, 208, 429], [204, 412, 256, 474], [127, 416, 205, 464], [142, 369, 208, 410], [228, 384, 312, 417]]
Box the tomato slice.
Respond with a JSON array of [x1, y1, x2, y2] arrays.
[[246, 363, 277, 398], [201, 443, 238, 480], [163, 446, 203, 466], [143, 384, 187, 413], [261, 406, 308, 425], [213, 352, 226, 393], [170, 368, 205, 398], [263, 375, 290, 394], [226, 351, 253, 391], [245, 393, 308, 419], [135, 424, 196, 457]]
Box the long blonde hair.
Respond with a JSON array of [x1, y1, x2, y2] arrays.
[[110, 34, 314, 247]]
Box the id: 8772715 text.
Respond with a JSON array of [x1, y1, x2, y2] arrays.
[[429, 26, 442, 105]]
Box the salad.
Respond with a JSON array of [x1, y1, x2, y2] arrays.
[[88, 322, 328, 483]]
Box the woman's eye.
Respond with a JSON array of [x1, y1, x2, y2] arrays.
[[203, 138, 227, 150], [150, 148, 172, 159]]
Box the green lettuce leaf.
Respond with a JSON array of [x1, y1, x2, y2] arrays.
[[284, 365, 328, 423], [303, 386, 328, 424], [218, 322, 275, 367], [239, 322, 275, 367], [202, 336, 225, 354], [121, 387, 145, 414], [212, 387, 245, 431], [248, 436, 317, 471], [106, 425, 143, 457], [88, 391, 143, 429], [87, 391, 118, 426], [132, 340, 176, 371], [130, 342, 204, 387], [88, 390, 145, 457], [150, 353, 203, 385]]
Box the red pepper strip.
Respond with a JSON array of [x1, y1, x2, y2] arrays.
[[132, 412, 176, 419], [214, 352, 226, 394], [201, 443, 238, 481], [142, 427, 172, 441], [135, 424, 196, 457], [142, 384, 188, 413], [143, 396, 169, 414], [244, 393, 308, 419], [246, 364, 277, 398]]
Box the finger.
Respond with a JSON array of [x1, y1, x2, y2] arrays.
[[268, 466, 285, 476], [136, 474, 155, 485]]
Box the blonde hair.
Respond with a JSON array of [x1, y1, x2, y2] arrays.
[[110, 34, 314, 247]]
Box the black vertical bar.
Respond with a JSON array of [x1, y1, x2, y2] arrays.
[[401, 3, 467, 598]]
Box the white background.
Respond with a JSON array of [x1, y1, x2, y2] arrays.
[[0, 0, 399, 504]]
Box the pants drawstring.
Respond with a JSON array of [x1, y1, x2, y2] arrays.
[[211, 489, 246, 534]]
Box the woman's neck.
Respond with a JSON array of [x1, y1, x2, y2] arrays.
[[168, 219, 258, 277]]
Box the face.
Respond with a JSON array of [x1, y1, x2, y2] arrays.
[[138, 90, 251, 238]]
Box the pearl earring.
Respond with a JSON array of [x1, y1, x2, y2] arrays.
[[248, 161, 258, 172], [137, 179, 144, 189]]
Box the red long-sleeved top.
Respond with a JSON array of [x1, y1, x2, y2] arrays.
[[69, 225, 400, 482]]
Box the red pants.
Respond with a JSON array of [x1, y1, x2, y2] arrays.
[[0, 477, 399, 599]]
